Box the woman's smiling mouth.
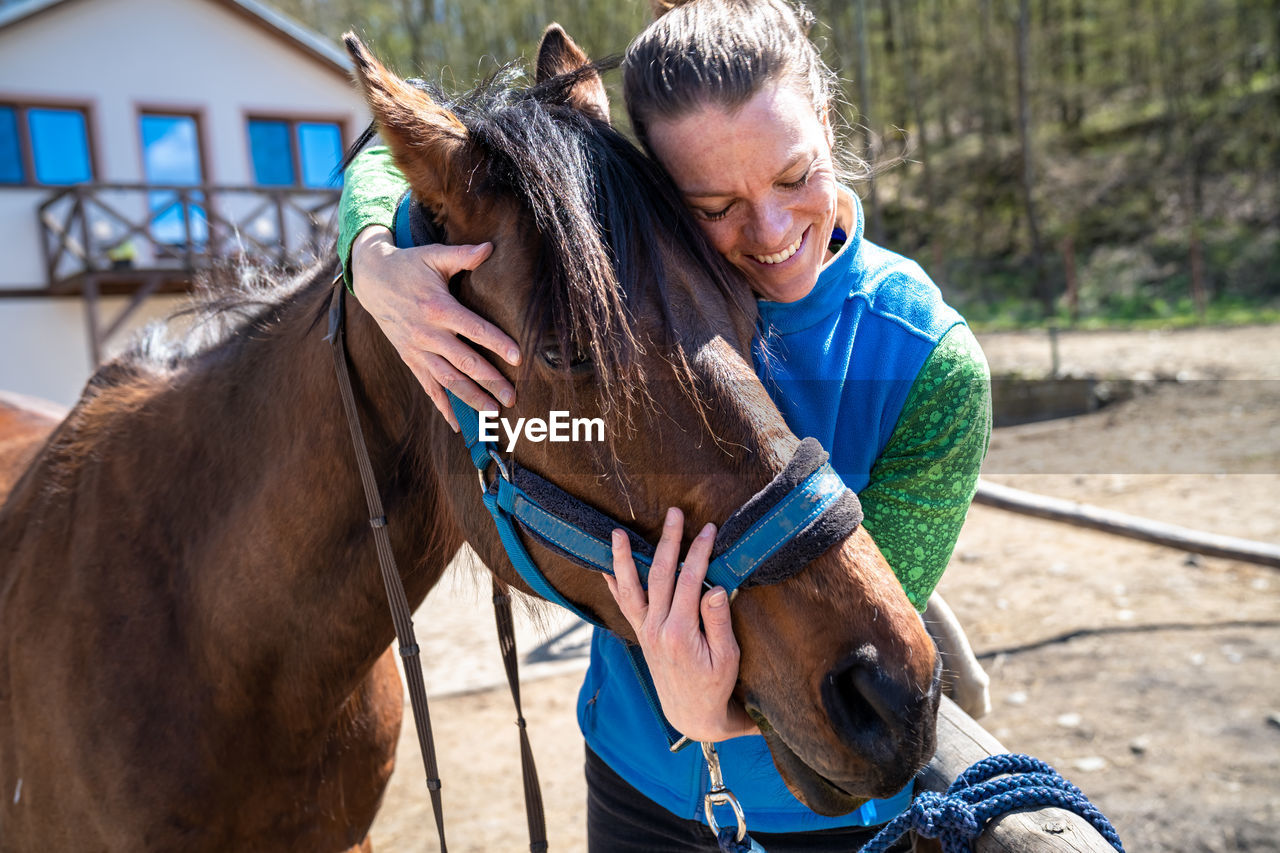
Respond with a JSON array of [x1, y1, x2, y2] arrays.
[[749, 227, 807, 265]]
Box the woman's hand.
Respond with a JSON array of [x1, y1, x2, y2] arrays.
[[605, 507, 759, 743], [350, 225, 520, 429]]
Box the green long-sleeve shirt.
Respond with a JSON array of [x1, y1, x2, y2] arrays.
[[337, 146, 990, 609]]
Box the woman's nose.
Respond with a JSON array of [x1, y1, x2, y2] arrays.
[[746, 201, 791, 250]]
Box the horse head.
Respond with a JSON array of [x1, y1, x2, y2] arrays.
[[345, 29, 940, 814]]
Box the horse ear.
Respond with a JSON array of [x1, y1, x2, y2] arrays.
[[535, 24, 611, 124], [344, 33, 471, 213]]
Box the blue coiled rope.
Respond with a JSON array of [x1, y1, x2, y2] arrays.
[[860, 753, 1125, 853], [715, 753, 1124, 853]]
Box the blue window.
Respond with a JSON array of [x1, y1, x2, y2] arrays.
[[140, 113, 206, 246], [29, 108, 92, 184], [248, 119, 294, 185], [248, 118, 342, 188], [0, 106, 21, 184], [297, 122, 343, 188], [0, 104, 94, 185], [141, 114, 203, 185]]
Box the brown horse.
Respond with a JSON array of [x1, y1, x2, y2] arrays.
[[0, 29, 939, 851], [0, 393, 63, 493]]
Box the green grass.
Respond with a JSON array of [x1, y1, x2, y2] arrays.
[[965, 297, 1280, 333]]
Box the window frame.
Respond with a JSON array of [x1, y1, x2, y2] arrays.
[[0, 97, 99, 188], [244, 113, 347, 189]]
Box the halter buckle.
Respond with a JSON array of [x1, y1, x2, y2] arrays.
[[477, 448, 511, 492]]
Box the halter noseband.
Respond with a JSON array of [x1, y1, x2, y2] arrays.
[[392, 192, 865, 747]]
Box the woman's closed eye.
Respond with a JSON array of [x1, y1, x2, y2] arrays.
[[779, 163, 814, 190], [698, 202, 734, 222]]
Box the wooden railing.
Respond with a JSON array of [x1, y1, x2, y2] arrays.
[[37, 183, 341, 291]]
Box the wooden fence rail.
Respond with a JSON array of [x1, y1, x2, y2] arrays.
[[975, 479, 1280, 568]]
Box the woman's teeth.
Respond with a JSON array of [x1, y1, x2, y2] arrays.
[[751, 233, 804, 265]]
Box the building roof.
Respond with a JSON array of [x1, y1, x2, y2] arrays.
[[0, 0, 353, 78]]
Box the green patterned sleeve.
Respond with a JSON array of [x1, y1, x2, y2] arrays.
[[337, 145, 410, 286], [860, 324, 992, 611]]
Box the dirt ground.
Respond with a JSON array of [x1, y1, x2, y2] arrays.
[[370, 325, 1280, 853]]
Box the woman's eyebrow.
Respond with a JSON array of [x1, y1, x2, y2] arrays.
[[681, 152, 812, 199]]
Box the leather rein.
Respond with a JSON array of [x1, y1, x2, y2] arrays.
[[324, 194, 865, 850]]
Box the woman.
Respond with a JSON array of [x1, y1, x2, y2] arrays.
[[338, 0, 990, 849]]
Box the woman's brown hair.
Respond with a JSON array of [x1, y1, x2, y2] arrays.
[[622, 0, 838, 152]]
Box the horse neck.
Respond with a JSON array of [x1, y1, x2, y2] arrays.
[[45, 278, 461, 724]]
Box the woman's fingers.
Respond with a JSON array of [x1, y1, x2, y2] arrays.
[[645, 508, 683, 625], [669, 522, 715, 631], [422, 352, 502, 415], [403, 357, 459, 432], [608, 529, 648, 634], [350, 229, 522, 422], [417, 243, 522, 367], [423, 325, 517, 408], [700, 586, 739, 667]]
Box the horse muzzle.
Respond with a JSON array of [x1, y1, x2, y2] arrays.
[[748, 653, 942, 816]]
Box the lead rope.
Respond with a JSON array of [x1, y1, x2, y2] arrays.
[[708, 751, 1125, 853], [858, 754, 1125, 853], [327, 281, 449, 853]]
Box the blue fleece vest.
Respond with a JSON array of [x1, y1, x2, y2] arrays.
[[576, 192, 963, 832]]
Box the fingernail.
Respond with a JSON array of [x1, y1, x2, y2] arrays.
[[708, 589, 727, 608], [507, 348, 521, 366], [665, 507, 680, 526], [499, 389, 515, 407], [612, 529, 624, 544], [698, 522, 715, 540]]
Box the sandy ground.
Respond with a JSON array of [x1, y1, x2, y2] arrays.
[[369, 325, 1280, 853]]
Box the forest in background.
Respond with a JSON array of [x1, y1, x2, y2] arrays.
[[277, 0, 1278, 328]]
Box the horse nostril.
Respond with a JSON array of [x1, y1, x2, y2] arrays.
[[820, 645, 916, 763], [824, 647, 883, 734]]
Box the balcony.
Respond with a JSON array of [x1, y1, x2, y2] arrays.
[[36, 183, 340, 362]]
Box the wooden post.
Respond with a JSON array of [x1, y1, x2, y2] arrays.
[[918, 697, 1120, 852], [82, 275, 102, 368], [274, 192, 288, 266], [974, 479, 1280, 568]]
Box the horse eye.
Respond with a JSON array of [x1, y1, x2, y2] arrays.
[[539, 342, 591, 370]]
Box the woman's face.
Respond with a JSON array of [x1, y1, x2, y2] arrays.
[[646, 82, 839, 304]]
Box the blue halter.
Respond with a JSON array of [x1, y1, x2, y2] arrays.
[[396, 192, 862, 747]]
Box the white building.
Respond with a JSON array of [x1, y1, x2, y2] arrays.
[[0, 0, 368, 405]]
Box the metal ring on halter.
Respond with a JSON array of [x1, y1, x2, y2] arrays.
[[477, 448, 512, 492]]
